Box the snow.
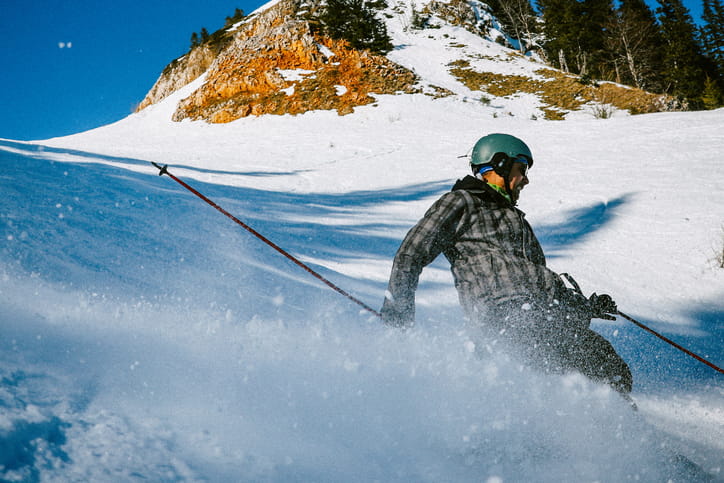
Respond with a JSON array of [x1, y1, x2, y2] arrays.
[[1, 1, 723, 480], [277, 68, 316, 82]]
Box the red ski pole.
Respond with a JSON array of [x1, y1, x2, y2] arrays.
[[152, 162, 382, 318], [617, 310, 723, 374]]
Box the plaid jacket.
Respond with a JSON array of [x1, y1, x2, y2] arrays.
[[381, 175, 569, 327]]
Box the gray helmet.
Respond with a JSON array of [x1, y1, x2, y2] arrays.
[[470, 133, 533, 176]]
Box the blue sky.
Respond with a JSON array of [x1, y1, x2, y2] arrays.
[[0, 0, 264, 141], [0, 0, 706, 141]]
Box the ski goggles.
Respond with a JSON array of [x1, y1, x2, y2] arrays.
[[477, 154, 530, 176], [497, 153, 530, 176], [514, 158, 529, 177]]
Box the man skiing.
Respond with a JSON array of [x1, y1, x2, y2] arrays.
[[380, 133, 632, 394]]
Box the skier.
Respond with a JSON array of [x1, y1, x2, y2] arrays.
[[380, 133, 632, 394]]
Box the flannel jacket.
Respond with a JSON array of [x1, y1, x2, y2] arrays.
[[381, 175, 570, 327]]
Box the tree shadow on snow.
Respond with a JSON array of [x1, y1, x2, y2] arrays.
[[1, 140, 630, 262], [534, 195, 632, 257], [0, 141, 450, 313], [0, 139, 310, 178], [0, 140, 636, 319], [3, 141, 719, 387]]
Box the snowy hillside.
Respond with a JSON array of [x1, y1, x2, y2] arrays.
[[2, 0, 723, 480]]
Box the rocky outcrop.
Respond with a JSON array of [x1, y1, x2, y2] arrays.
[[138, 0, 418, 122], [137, 44, 224, 112]]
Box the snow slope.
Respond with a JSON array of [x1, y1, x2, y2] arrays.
[[1, 4, 723, 481]]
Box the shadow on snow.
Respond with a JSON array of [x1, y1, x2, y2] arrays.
[[0, 141, 638, 313], [535, 195, 632, 258], [6, 140, 718, 347]]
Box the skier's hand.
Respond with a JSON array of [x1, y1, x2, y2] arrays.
[[588, 293, 617, 320], [380, 294, 414, 329]]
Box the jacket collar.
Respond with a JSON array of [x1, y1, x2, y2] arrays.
[[451, 175, 513, 207]]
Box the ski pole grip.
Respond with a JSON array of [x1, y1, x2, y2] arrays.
[[151, 162, 169, 176]]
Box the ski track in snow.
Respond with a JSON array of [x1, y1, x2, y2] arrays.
[[1, 4, 723, 479]]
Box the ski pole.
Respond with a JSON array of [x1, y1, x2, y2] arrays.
[[563, 273, 721, 374], [617, 310, 723, 374], [151, 162, 382, 318]]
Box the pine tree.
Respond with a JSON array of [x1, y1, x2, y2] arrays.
[[538, 0, 583, 72], [702, 76, 723, 108], [190, 32, 200, 49], [604, 0, 664, 90], [538, 0, 616, 78], [317, 0, 393, 54], [700, 0, 724, 76], [656, 0, 708, 108], [581, 0, 616, 78], [226, 8, 246, 26]]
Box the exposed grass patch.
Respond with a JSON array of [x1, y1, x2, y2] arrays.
[[424, 84, 456, 98], [449, 59, 471, 68], [449, 62, 676, 119]]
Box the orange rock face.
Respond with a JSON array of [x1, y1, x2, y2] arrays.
[[145, 0, 419, 123]]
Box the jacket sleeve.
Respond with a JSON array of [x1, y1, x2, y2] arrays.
[[381, 192, 467, 327]]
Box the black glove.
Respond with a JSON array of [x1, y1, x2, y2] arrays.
[[588, 293, 617, 320]]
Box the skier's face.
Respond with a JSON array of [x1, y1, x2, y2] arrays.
[[508, 162, 529, 202]]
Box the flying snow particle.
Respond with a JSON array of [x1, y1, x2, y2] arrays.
[[343, 359, 360, 372], [464, 340, 476, 353]]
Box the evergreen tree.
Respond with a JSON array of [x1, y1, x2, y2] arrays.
[[200, 27, 210, 43], [656, 0, 708, 107], [538, 0, 615, 78], [604, 0, 664, 90], [190, 32, 200, 49], [581, 0, 616, 78], [538, 0, 582, 71], [317, 0, 393, 54], [226, 8, 246, 27], [700, 0, 724, 76], [702, 76, 723, 108]]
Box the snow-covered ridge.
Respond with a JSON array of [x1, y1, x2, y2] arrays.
[[135, 0, 671, 127]]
